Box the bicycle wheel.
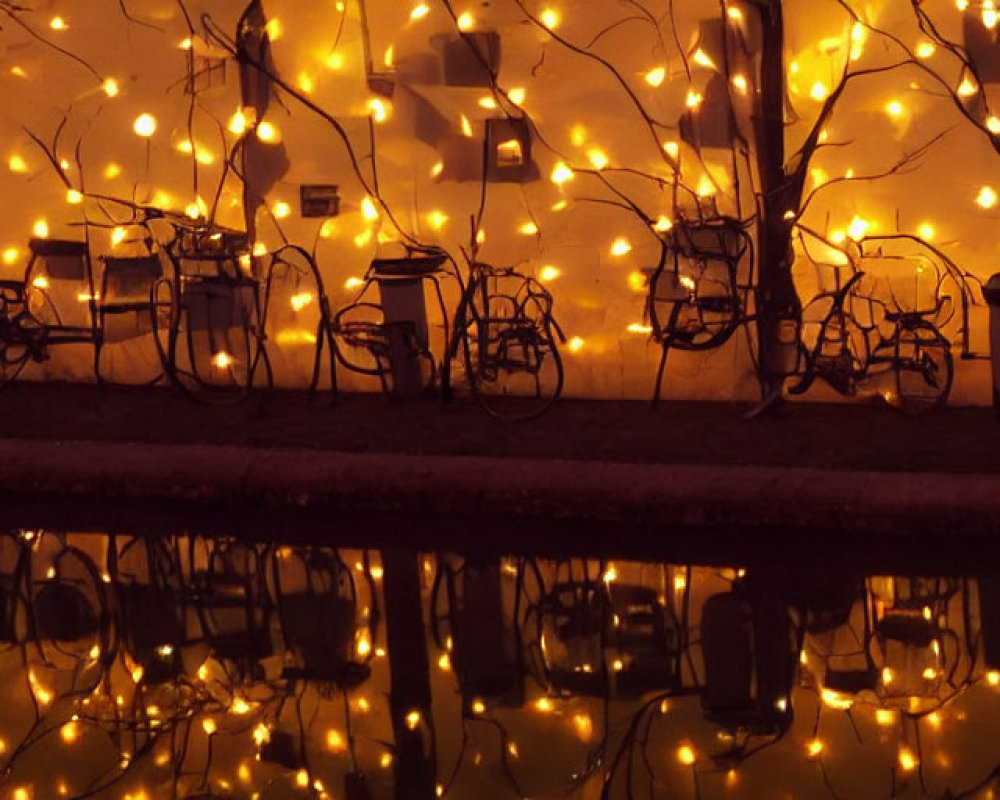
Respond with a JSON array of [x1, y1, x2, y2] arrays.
[[893, 321, 953, 415], [465, 318, 563, 421]]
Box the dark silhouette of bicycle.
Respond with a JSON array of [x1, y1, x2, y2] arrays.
[[787, 270, 953, 414]]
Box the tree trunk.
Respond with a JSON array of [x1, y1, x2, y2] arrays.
[[752, 0, 801, 400]]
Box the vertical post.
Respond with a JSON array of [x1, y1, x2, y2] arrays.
[[752, 0, 800, 400], [983, 274, 1000, 417], [382, 547, 436, 800]]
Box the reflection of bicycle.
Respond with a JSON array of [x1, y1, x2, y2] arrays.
[[444, 260, 565, 422], [787, 271, 953, 414]]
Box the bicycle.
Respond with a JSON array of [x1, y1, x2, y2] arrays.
[[786, 269, 954, 414], [443, 256, 566, 422], [645, 214, 756, 408]]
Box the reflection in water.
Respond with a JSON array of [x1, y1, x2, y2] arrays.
[[0, 532, 997, 798]]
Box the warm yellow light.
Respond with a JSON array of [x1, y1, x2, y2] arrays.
[[551, 162, 573, 184], [570, 124, 587, 146], [2, 248, 19, 265], [685, 90, 703, 108], [405, 710, 422, 730], [297, 73, 314, 94], [654, 215, 673, 232], [357, 636, 372, 657], [410, 4, 430, 20], [478, 95, 497, 109], [959, 77, 978, 97], [60, 721, 79, 744], [368, 97, 389, 122], [202, 718, 217, 735], [295, 769, 309, 788], [104, 163, 122, 179], [471, 699, 486, 715], [806, 739, 824, 757], [33, 219, 49, 239], [102, 78, 120, 98], [821, 688, 853, 709], [922, 667, 938, 680], [988, 670, 1000, 685], [587, 149, 609, 169], [380, 753, 393, 769], [384, 46, 394, 68], [211, 352, 233, 369], [540, 8, 559, 28], [256, 121, 278, 142], [692, 49, 715, 69], [610, 237, 632, 256], [273, 201, 291, 219], [265, 18, 283, 40], [133, 114, 157, 137], [612, 658, 624, 672], [253, 723, 270, 746], [460, 114, 473, 137], [696, 175, 716, 197], [876, 708, 896, 726], [431, 160, 444, 178], [50, 16, 67, 30], [539, 266, 560, 281], [437, 653, 451, 671], [179, 38, 192, 49], [362, 196, 380, 221], [917, 223, 935, 240], [252, 242, 268, 257], [645, 67, 666, 87], [882, 666, 895, 684], [989, 117, 1000, 135], [810, 82, 828, 101], [677, 745, 696, 766], [457, 12, 475, 30], [898, 747, 918, 772], [663, 141, 679, 159], [731, 74, 748, 93], [231, 697, 251, 715], [508, 87, 526, 104], [10, 66, 26, 78], [326, 730, 345, 751], [289, 292, 314, 312], [567, 336, 585, 353], [427, 210, 448, 231], [326, 51, 344, 70], [977, 186, 998, 209], [927, 711, 942, 728], [535, 697, 553, 712], [518, 221, 539, 236], [886, 100, 904, 117], [572, 713, 593, 741], [8, 155, 27, 173], [627, 323, 653, 334], [344, 277, 365, 290], [916, 41, 935, 59], [847, 216, 870, 240]]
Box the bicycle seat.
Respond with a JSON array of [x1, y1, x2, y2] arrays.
[[370, 255, 447, 277], [883, 295, 950, 323]]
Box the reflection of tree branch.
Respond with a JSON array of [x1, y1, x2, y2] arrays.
[[0, 6, 103, 82]]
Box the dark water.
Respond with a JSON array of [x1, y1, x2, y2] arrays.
[[0, 530, 996, 799]]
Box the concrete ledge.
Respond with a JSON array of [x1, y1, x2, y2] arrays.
[[0, 439, 996, 540]]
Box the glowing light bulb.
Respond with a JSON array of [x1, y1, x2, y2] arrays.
[[918, 223, 935, 240], [104, 163, 122, 179], [405, 710, 421, 729], [810, 82, 828, 101], [847, 216, 870, 240], [536, 697, 553, 712], [610, 237, 632, 256], [211, 352, 233, 369], [886, 100, 904, 117], [133, 114, 157, 137], [540, 8, 559, 28], [362, 196, 379, 221], [456, 12, 474, 30], [471, 699, 485, 715], [959, 77, 978, 96], [876, 708, 896, 726], [256, 121, 277, 142], [732, 74, 748, 93], [518, 221, 539, 235], [460, 114, 473, 137], [567, 336, 585, 353], [508, 87, 526, 104], [50, 16, 67, 30], [645, 67, 666, 87], [326, 730, 345, 751], [916, 42, 935, 59], [438, 653, 451, 671], [8, 155, 27, 173], [33, 219, 49, 239], [587, 149, 609, 169], [898, 747, 918, 772], [369, 98, 389, 122], [202, 719, 217, 735], [685, 90, 703, 108], [102, 78, 119, 97], [677, 745, 696, 766], [551, 162, 573, 184], [806, 739, 824, 757], [295, 770, 309, 788], [977, 186, 998, 209], [989, 117, 1000, 134], [2, 248, 19, 265], [297, 72, 314, 93], [539, 266, 560, 281], [478, 95, 497, 109], [273, 201, 291, 219], [411, 4, 430, 20], [692, 49, 715, 69], [253, 723, 270, 746], [663, 141, 679, 159]]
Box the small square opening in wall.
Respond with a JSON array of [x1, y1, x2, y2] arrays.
[[485, 118, 538, 182], [300, 185, 340, 218]]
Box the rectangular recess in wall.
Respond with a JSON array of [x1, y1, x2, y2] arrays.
[[300, 185, 340, 218]]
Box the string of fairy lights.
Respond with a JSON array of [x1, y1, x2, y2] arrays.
[[2, 0, 1000, 399]]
